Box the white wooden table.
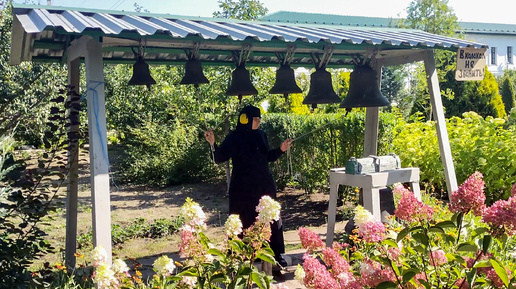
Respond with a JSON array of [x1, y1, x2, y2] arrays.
[[325, 167, 421, 247]]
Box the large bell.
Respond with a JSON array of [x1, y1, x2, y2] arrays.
[[128, 56, 156, 89], [269, 64, 302, 95], [179, 58, 209, 85], [302, 68, 341, 108], [340, 65, 390, 108], [226, 65, 258, 96]]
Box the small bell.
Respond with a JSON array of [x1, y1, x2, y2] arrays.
[[128, 56, 156, 90], [269, 64, 302, 95], [180, 58, 209, 85], [340, 65, 390, 108], [302, 68, 341, 108], [226, 64, 258, 97]]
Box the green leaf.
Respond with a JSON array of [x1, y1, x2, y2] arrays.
[[255, 251, 275, 265], [428, 226, 445, 234], [435, 220, 456, 229], [376, 281, 398, 289], [413, 232, 429, 246], [207, 248, 225, 257], [402, 270, 417, 284], [490, 258, 509, 287], [397, 227, 409, 242], [457, 242, 478, 252], [383, 239, 399, 248], [251, 272, 268, 289], [473, 260, 492, 268], [482, 235, 492, 255], [210, 273, 226, 283]]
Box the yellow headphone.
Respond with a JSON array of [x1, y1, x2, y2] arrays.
[[239, 113, 248, 124]]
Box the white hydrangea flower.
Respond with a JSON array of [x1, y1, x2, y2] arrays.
[[180, 197, 206, 227], [354, 205, 375, 228], [153, 255, 176, 276], [93, 263, 118, 288], [112, 259, 129, 275], [182, 276, 197, 287], [92, 245, 107, 268], [224, 214, 243, 238], [256, 195, 281, 224], [294, 264, 305, 282], [360, 262, 375, 275]]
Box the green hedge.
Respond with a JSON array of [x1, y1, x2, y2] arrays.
[[116, 109, 515, 204], [261, 111, 400, 193], [393, 111, 516, 203]]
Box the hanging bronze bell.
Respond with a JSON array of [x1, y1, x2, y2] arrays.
[[226, 64, 258, 96], [302, 68, 341, 107], [128, 56, 156, 88], [179, 58, 209, 85], [269, 64, 302, 95], [340, 65, 390, 108]]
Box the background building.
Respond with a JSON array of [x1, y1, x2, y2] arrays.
[[261, 11, 516, 76]]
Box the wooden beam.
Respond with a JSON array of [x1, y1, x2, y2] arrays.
[[423, 49, 458, 193], [65, 57, 80, 270], [377, 50, 426, 67]]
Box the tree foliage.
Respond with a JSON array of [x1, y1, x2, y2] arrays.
[[213, 0, 268, 20], [0, 3, 68, 146], [401, 0, 459, 36], [500, 75, 516, 115]]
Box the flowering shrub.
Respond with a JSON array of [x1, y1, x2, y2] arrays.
[[297, 172, 516, 288], [85, 196, 285, 289]]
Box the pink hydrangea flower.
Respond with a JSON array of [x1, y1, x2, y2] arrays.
[[359, 258, 396, 288], [511, 182, 516, 198], [298, 228, 324, 252], [394, 186, 434, 222], [358, 221, 386, 243], [321, 247, 351, 278], [449, 171, 486, 216], [482, 197, 516, 237], [429, 250, 447, 266], [301, 254, 340, 289]]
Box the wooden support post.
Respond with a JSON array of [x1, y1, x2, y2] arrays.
[[65, 57, 80, 269], [84, 37, 112, 264], [363, 64, 383, 157], [423, 50, 458, 193]]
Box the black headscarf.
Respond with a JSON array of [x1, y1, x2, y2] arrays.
[[236, 105, 261, 131]]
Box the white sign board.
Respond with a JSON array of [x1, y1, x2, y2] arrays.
[[455, 47, 487, 81]]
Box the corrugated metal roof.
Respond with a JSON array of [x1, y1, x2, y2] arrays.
[[261, 11, 516, 36], [10, 4, 487, 67]]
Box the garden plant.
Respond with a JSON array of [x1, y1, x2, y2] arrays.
[[296, 172, 516, 288], [56, 196, 289, 289]]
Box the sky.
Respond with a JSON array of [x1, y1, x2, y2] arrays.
[[11, 0, 516, 25]]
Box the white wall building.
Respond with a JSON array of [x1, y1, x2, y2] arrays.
[[459, 22, 516, 76]]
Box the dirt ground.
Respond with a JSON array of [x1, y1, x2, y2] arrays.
[[36, 148, 349, 288]]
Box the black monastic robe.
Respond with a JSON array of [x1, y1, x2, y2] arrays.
[[213, 128, 285, 256]]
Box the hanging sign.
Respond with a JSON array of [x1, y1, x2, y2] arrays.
[[455, 47, 487, 81]]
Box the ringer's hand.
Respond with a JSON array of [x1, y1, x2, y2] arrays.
[[205, 130, 215, 145], [280, 139, 293, 152]]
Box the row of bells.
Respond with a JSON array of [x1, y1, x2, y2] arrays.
[[128, 57, 390, 108]]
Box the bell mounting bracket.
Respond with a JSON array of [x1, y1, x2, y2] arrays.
[[232, 44, 252, 67], [184, 42, 201, 60], [310, 45, 334, 69], [275, 44, 297, 66]]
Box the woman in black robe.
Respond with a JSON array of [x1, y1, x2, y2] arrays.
[[204, 105, 292, 267]]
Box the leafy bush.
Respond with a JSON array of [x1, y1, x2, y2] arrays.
[[393, 112, 516, 203], [261, 111, 398, 193], [0, 88, 78, 287], [77, 217, 184, 248]]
